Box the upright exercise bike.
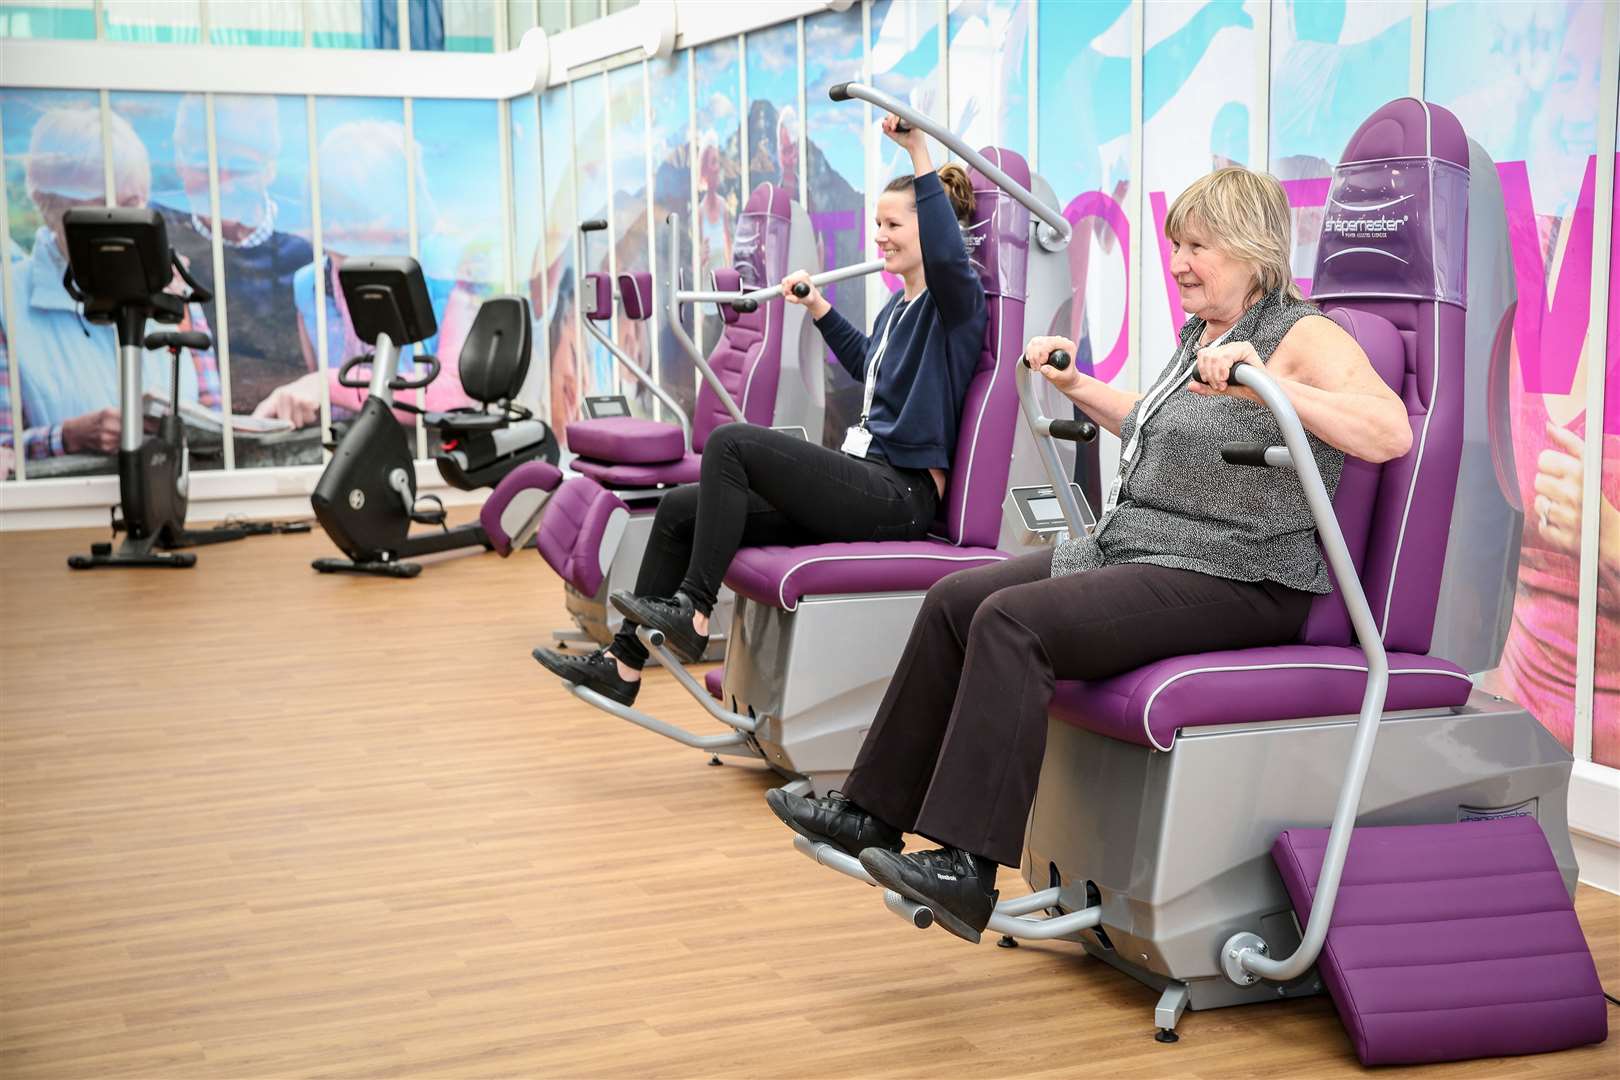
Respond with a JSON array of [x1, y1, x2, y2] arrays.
[[60, 207, 307, 570], [309, 256, 554, 578]]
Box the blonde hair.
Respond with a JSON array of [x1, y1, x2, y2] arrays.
[[1164, 166, 1302, 303], [27, 107, 150, 205]]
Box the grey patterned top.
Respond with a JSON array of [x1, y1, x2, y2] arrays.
[[1052, 289, 1343, 594]]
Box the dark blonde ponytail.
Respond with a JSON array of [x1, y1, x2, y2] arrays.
[[884, 164, 976, 226]]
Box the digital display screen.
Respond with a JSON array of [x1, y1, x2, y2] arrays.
[[1027, 497, 1062, 521]]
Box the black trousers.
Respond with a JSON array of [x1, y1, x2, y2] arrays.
[[842, 550, 1313, 867], [609, 423, 938, 668]]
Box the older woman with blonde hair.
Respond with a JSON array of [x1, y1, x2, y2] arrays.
[[768, 165, 1413, 946]]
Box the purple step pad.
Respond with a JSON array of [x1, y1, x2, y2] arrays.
[[1271, 817, 1606, 1066], [704, 668, 723, 702]]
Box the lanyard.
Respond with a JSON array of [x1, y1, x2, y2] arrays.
[[1102, 325, 1234, 516], [859, 290, 927, 427]]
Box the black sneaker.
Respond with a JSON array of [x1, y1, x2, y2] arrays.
[[764, 788, 903, 860], [533, 646, 640, 707], [859, 847, 999, 945], [609, 590, 708, 664]]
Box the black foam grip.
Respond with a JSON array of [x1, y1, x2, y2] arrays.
[[579, 219, 607, 233], [336, 355, 373, 389], [731, 298, 759, 314], [1047, 350, 1071, 371], [389, 355, 441, 391], [1048, 419, 1097, 443], [791, 282, 810, 298], [1220, 441, 1274, 467], [1191, 355, 1247, 386], [828, 82, 852, 101], [144, 330, 211, 352]]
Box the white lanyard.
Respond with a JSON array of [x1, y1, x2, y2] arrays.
[[1102, 325, 1233, 516], [859, 290, 927, 427]]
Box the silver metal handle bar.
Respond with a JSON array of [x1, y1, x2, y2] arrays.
[[580, 316, 692, 453], [829, 81, 1070, 253], [1217, 361, 1390, 985], [678, 258, 886, 308], [1014, 351, 1098, 535]]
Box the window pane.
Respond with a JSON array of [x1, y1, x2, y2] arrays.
[[509, 95, 548, 422], [410, 0, 496, 51], [210, 1, 303, 46], [947, 0, 1028, 157], [745, 22, 800, 200], [102, 0, 201, 43], [204, 95, 319, 467], [805, 5, 865, 446], [506, 0, 537, 47], [605, 0, 634, 13], [570, 0, 596, 30], [608, 62, 652, 414], [2, 88, 106, 479], [0, 1, 96, 40], [309, 0, 397, 49], [538, 0, 566, 35], [648, 51, 694, 421], [572, 73, 612, 399], [1598, 121, 1619, 768], [413, 98, 506, 427], [692, 37, 741, 355], [311, 97, 414, 435], [540, 86, 581, 440]]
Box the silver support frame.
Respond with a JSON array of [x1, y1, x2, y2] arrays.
[[118, 343, 143, 453], [1211, 363, 1388, 985], [580, 316, 692, 453], [664, 211, 745, 424], [830, 81, 1071, 253], [567, 684, 756, 756], [1014, 361, 1096, 534], [792, 836, 1103, 941], [367, 332, 400, 406], [637, 630, 757, 734]]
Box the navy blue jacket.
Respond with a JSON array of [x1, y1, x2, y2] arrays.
[[813, 171, 987, 471]]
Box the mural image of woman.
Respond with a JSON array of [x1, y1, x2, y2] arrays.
[[252, 120, 478, 429]]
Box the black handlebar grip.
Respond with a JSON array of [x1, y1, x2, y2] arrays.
[[1220, 441, 1275, 467], [1047, 350, 1071, 371], [1191, 354, 1246, 386], [580, 219, 607, 233], [1048, 419, 1098, 443], [893, 119, 912, 133], [828, 82, 852, 101], [791, 282, 811, 298], [731, 298, 759, 314], [144, 329, 212, 352]]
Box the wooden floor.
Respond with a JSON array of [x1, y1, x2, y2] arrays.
[[1, 516, 1616, 1079]]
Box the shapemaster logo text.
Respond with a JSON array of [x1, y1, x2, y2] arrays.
[[1323, 213, 1410, 239]]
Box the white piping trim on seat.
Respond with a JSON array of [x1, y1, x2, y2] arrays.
[[1377, 99, 1440, 636], [757, 550, 1009, 611], [1137, 660, 1475, 752]]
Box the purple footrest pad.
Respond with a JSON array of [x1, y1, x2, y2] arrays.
[[1271, 817, 1605, 1065], [480, 461, 562, 554]]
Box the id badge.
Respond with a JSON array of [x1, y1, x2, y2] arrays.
[[841, 425, 873, 458]]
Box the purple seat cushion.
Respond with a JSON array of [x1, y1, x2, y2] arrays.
[[725, 541, 1008, 612], [535, 476, 627, 597], [1049, 645, 1473, 751], [704, 668, 724, 702], [564, 417, 685, 465], [571, 453, 702, 488], [1272, 817, 1606, 1065]]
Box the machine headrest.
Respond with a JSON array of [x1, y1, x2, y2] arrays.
[[457, 296, 532, 405], [618, 272, 654, 321], [732, 183, 793, 292], [1313, 98, 1469, 308]]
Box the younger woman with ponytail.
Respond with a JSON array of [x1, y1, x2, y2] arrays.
[[535, 113, 987, 707]]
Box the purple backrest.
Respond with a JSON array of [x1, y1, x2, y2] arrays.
[[583, 271, 613, 322], [691, 183, 793, 451], [934, 148, 1031, 547], [1300, 99, 1470, 653], [618, 271, 654, 321]]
